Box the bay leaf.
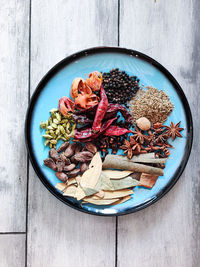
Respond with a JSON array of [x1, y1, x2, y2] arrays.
[[55, 182, 67, 192], [94, 190, 105, 199], [74, 184, 85, 200], [102, 170, 133, 179], [95, 173, 114, 191], [112, 195, 132, 205], [83, 197, 120, 206], [111, 176, 139, 190], [80, 152, 102, 189], [67, 177, 77, 186], [63, 185, 77, 197], [102, 189, 133, 199], [82, 186, 99, 196]]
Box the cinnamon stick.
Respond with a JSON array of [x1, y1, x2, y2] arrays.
[[105, 154, 167, 164], [102, 154, 164, 176]]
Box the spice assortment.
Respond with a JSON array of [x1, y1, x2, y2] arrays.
[[39, 68, 184, 207]]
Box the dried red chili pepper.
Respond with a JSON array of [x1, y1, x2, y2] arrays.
[[105, 103, 133, 123], [103, 110, 118, 120], [92, 86, 108, 132], [75, 117, 117, 142], [72, 114, 92, 124], [103, 126, 132, 136], [74, 104, 97, 115]]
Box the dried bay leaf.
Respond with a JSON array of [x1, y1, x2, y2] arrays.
[[74, 184, 85, 200], [95, 173, 114, 191], [80, 152, 102, 189], [93, 190, 105, 199], [83, 197, 120, 205], [102, 189, 133, 199], [112, 195, 132, 205], [63, 185, 77, 197], [75, 175, 81, 184], [102, 170, 133, 179], [111, 177, 139, 190], [67, 177, 77, 186], [81, 186, 99, 196], [55, 182, 67, 192]]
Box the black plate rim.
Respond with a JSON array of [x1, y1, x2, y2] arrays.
[[25, 46, 193, 217]]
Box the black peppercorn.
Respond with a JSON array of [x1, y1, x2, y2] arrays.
[[102, 69, 139, 104]]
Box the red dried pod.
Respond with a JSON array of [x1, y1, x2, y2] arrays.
[[106, 103, 133, 123], [103, 126, 132, 136], [92, 87, 108, 132], [75, 117, 117, 142]]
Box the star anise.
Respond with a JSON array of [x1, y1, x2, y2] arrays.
[[155, 134, 167, 144], [129, 136, 143, 154], [165, 121, 184, 140], [145, 142, 161, 152], [156, 142, 174, 149], [162, 147, 170, 157], [143, 130, 155, 144], [120, 139, 133, 159], [132, 127, 146, 144], [153, 122, 165, 129]]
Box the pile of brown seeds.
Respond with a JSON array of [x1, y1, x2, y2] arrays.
[[129, 86, 174, 123]]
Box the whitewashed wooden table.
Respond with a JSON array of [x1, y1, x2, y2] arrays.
[[0, 0, 199, 266]]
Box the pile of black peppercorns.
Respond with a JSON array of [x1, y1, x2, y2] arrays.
[[102, 68, 140, 104]]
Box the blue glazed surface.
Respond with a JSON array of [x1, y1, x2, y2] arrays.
[[30, 52, 187, 215]]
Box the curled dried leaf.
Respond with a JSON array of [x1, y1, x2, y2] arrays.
[[112, 195, 132, 205], [102, 170, 133, 179], [63, 185, 77, 197], [83, 198, 119, 206]]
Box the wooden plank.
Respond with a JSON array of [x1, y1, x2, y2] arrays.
[[28, 1, 118, 266], [0, 234, 25, 267], [0, 0, 29, 231], [118, 0, 199, 266]]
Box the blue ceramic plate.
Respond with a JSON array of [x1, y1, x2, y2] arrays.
[[25, 47, 193, 216]]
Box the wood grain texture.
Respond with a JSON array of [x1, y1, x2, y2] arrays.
[[0, 234, 25, 267], [27, 1, 118, 266], [118, 0, 199, 267], [0, 0, 29, 231]]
